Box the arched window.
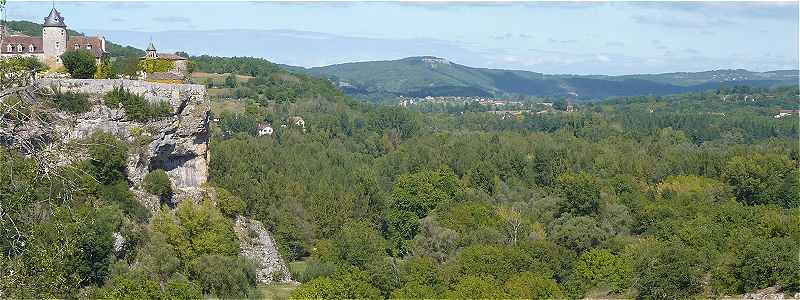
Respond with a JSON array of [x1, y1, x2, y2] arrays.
[[56, 41, 60, 49], [16, 44, 22, 52], [86, 44, 92, 50], [74, 43, 79, 50], [29, 44, 35, 52], [6, 44, 12, 52]]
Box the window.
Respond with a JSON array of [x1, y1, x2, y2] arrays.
[[74, 44, 79, 50], [56, 41, 60, 49], [16, 44, 22, 52], [86, 44, 92, 50], [6, 44, 11, 52], [28, 44, 35, 52]]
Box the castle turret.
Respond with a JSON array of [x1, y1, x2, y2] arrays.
[[42, 8, 67, 60]]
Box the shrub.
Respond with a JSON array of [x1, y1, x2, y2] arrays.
[[51, 88, 91, 113], [143, 169, 172, 200], [99, 181, 151, 222], [151, 200, 240, 263], [504, 272, 564, 299], [86, 131, 129, 185], [95, 57, 115, 79], [215, 187, 245, 217], [61, 49, 97, 79], [189, 255, 259, 298], [103, 87, 173, 121], [296, 260, 337, 283]]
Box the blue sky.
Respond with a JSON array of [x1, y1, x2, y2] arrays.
[[5, 1, 799, 75]]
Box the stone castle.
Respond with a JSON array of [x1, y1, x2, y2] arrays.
[[0, 8, 106, 65]]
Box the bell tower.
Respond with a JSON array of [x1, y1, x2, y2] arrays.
[[146, 41, 158, 58], [42, 8, 67, 60]]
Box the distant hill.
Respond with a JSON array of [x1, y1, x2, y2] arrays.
[[295, 56, 798, 100], [4, 20, 144, 58]]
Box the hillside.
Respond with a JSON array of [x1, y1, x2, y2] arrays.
[[297, 56, 798, 100]]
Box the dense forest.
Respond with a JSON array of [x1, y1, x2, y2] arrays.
[[206, 57, 800, 298], [1, 53, 798, 299]]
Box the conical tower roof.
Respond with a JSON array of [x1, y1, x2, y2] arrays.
[[43, 8, 66, 27]]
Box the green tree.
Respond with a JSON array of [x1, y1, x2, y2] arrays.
[[61, 49, 97, 79], [386, 167, 464, 255], [445, 275, 506, 298], [550, 216, 608, 253], [225, 73, 238, 88], [136, 232, 180, 292], [504, 272, 564, 299], [556, 172, 602, 216], [215, 187, 245, 217], [86, 131, 129, 185], [95, 57, 115, 79], [467, 161, 499, 194], [722, 154, 795, 207], [189, 255, 259, 298], [634, 242, 704, 300], [333, 221, 386, 268], [735, 237, 800, 292], [152, 200, 240, 263], [289, 268, 381, 299], [575, 248, 632, 292]]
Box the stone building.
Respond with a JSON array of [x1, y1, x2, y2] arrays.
[[0, 8, 106, 66], [140, 42, 189, 82]]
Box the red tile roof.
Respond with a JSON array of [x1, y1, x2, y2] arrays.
[[1, 35, 44, 54], [67, 36, 105, 58], [0, 35, 105, 58]]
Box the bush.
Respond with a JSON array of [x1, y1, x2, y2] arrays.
[[296, 260, 337, 283], [504, 272, 564, 299], [99, 181, 150, 222], [151, 200, 240, 263], [61, 49, 97, 79], [189, 255, 259, 298], [143, 169, 172, 201], [333, 221, 387, 268], [51, 88, 91, 114], [86, 131, 129, 185], [215, 187, 245, 217], [95, 57, 115, 79], [289, 268, 381, 299], [103, 87, 172, 121]]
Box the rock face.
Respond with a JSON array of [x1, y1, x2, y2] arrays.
[[233, 216, 293, 284], [38, 79, 210, 193]]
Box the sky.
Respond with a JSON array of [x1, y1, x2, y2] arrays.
[[4, 1, 799, 75]]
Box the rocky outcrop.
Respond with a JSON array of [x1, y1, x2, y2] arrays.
[[38, 79, 210, 191], [233, 216, 293, 284]]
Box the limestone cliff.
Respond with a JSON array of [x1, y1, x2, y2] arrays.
[[3, 78, 291, 284], [234, 216, 294, 284], [39, 79, 210, 193]]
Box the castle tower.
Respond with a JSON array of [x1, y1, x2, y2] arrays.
[[42, 8, 67, 60], [146, 41, 157, 58]]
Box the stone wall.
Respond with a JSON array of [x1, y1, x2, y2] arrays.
[[38, 79, 210, 191]]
